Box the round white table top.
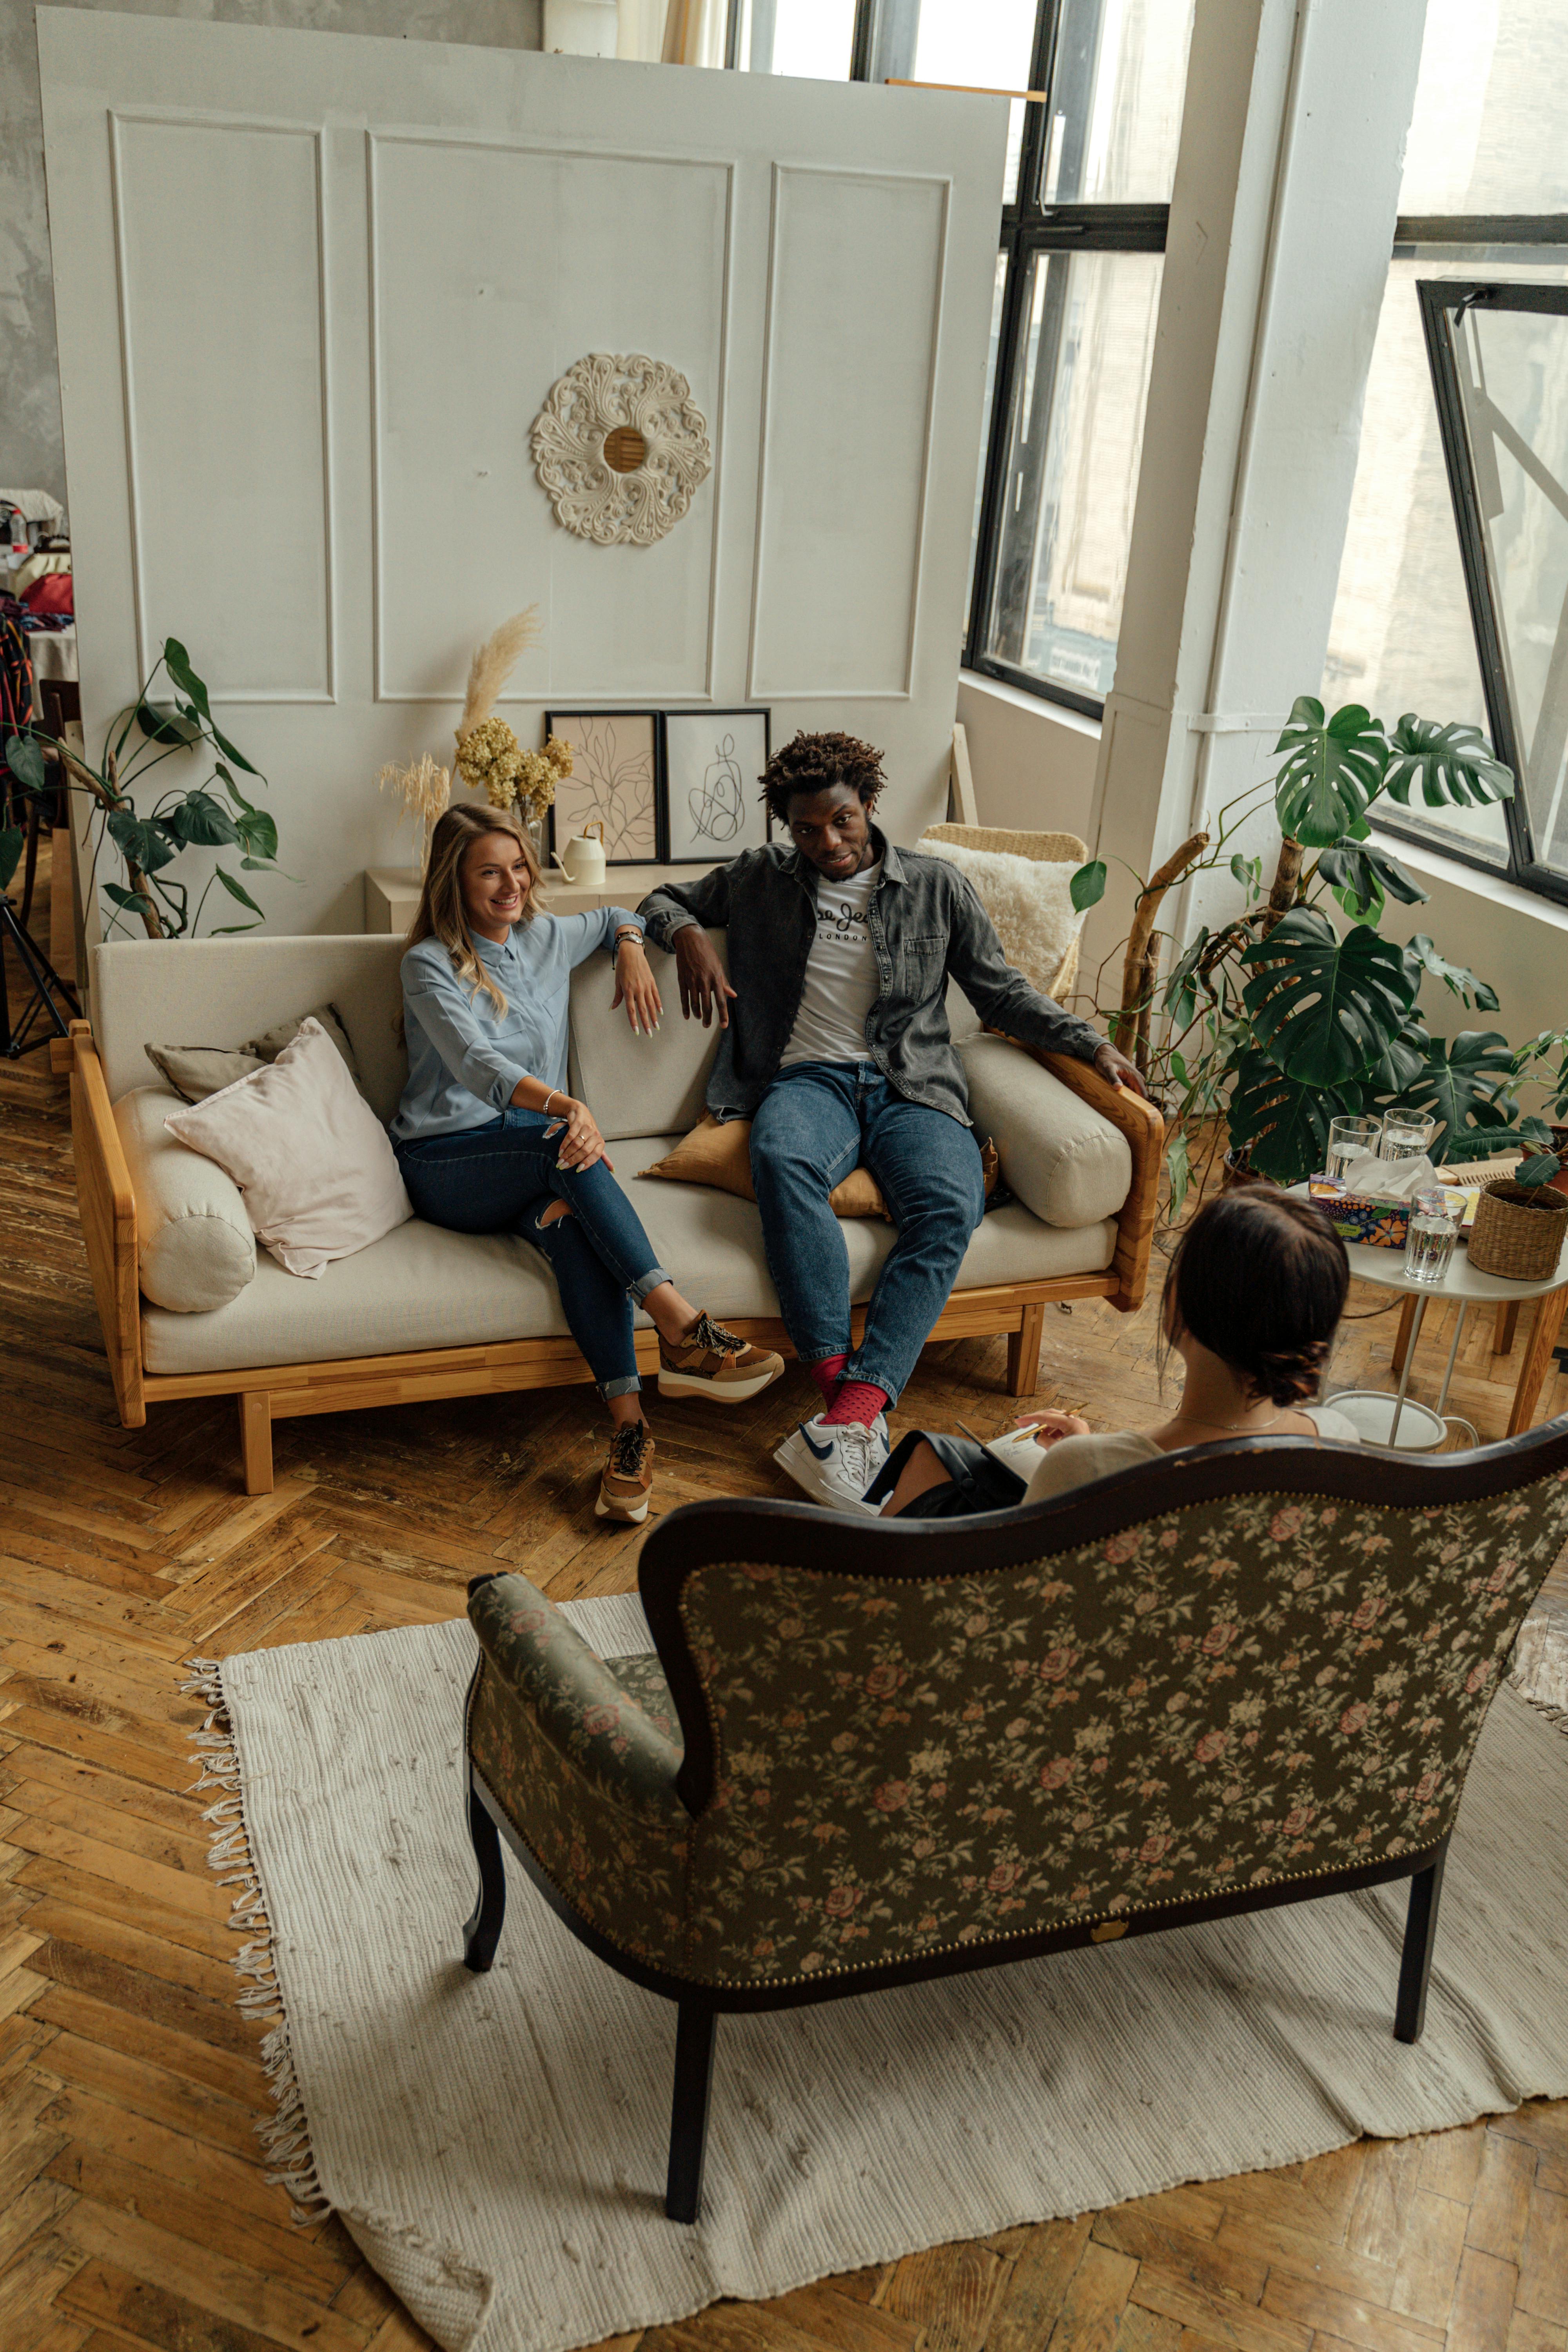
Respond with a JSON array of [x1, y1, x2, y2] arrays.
[[1287, 1184, 1568, 1303]]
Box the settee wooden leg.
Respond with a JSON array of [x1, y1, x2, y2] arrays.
[[1394, 1847, 1446, 2043], [240, 1392, 274, 1495], [665, 1998, 717, 2223], [462, 1780, 507, 1972], [1007, 1304, 1046, 1398]]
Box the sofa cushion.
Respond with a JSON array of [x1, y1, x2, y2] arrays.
[[640, 1115, 888, 1218], [164, 1021, 413, 1279], [93, 936, 408, 1122], [568, 933, 723, 1142], [114, 1087, 256, 1312], [141, 1131, 1117, 1374], [145, 1001, 363, 1105], [960, 1035, 1132, 1228]]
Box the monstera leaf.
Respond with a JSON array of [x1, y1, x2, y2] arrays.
[[1390, 1030, 1516, 1158], [107, 808, 178, 875], [1240, 908, 1416, 1087], [1226, 1051, 1357, 1185], [1272, 699, 1389, 847], [161, 791, 240, 848], [1401, 934, 1499, 1012], [1317, 836, 1427, 922], [1382, 716, 1514, 810], [1364, 1014, 1431, 1099]]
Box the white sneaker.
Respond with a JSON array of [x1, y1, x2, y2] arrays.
[[773, 1414, 889, 1513]]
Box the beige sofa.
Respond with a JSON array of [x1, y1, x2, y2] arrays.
[[69, 933, 1161, 1493]]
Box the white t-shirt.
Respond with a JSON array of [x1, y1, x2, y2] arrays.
[[1018, 1404, 1362, 1505], [781, 860, 883, 1068]]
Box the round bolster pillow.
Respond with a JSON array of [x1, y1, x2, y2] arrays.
[[112, 1086, 256, 1312]]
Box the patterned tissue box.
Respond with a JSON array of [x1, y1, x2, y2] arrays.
[[1307, 1176, 1412, 1249]]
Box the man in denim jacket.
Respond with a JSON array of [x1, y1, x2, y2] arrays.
[[638, 731, 1144, 1510]]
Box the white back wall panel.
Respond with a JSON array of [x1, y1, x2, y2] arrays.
[[751, 167, 947, 699], [370, 136, 728, 703], [39, 9, 1005, 936], [113, 117, 333, 701]]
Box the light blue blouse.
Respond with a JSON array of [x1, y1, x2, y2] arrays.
[[392, 906, 641, 1142]]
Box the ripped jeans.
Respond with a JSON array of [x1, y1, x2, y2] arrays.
[[394, 1107, 671, 1398]]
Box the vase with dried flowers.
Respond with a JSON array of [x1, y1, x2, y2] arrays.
[[448, 608, 572, 861]]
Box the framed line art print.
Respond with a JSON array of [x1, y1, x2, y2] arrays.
[[661, 709, 772, 864], [543, 711, 660, 866]]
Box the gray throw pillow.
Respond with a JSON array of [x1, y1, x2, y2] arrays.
[[145, 1001, 363, 1103]]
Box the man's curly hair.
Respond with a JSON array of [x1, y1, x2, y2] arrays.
[[760, 731, 887, 828]]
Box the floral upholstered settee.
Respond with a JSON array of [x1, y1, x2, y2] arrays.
[[458, 1418, 1568, 2220]]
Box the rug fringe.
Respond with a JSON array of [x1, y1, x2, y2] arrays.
[[183, 1658, 332, 2222]]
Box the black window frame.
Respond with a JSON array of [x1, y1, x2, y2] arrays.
[[846, 0, 1174, 721], [1365, 217, 1568, 907]]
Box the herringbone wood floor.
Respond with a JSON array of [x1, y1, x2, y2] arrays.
[[0, 843, 1564, 2352]]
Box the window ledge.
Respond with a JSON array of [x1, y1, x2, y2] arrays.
[[1379, 832, 1568, 937], [959, 670, 1103, 740]]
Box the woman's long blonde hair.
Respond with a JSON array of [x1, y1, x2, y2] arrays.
[[407, 804, 545, 1017]]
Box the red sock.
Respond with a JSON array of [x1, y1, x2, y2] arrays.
[[809, 1352, 848, 1406], [822, 1379, 888, 1429]]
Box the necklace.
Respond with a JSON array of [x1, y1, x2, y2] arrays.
[[1167, 1408, 1288, 1435]]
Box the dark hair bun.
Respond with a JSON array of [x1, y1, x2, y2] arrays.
[[1167, 1191, 1349, 1406]]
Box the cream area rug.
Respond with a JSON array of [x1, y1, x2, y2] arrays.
[[195, 1599, 1568, 2352]]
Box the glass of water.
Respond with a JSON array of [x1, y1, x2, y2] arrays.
[[1381, 1110, 1437, 1165], [1404, 1189, 1460, 1286], [1325, 1114, 1382, 1183]]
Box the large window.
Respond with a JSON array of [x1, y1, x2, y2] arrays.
[[727, 2, 1195, 716], [1323, 0, 1568, 904]]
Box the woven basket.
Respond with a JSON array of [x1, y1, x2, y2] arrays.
[[1468, 1177, 1568, 1282]]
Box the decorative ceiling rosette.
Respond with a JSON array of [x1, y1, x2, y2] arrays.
[[530, 353, 712, 546]]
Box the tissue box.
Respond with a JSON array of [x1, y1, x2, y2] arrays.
[[1308, 1177, 1412, 1249]]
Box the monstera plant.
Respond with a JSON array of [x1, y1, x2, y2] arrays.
[[2, 637, 284, 938], [1075, 699, 1568, 1214]]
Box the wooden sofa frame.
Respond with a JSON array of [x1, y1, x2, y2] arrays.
[[67, 1016, 1163, 1494], [456, 1419, 1568, 2223]]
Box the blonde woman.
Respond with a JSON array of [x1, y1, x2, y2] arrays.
[[392, 806, 782, 1522]]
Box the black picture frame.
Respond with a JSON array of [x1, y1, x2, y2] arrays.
[[658, 708, 773, 864], [543, 709, 663, 867]]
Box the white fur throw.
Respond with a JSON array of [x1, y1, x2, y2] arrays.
[[917, 836, 1085, 999]]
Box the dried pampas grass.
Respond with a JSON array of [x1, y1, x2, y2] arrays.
[[376, 753, 450, 870], [457, 607, 540, 743]]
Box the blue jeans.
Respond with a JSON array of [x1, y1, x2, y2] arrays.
[[395, 1109, 671, 1399], [748, 1061, 985, 1406]]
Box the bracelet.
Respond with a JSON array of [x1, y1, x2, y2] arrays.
[[542, 1088, 561, 1114], [614, 927, 642, 948]]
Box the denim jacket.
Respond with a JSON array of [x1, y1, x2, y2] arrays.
[[637, 830, 1103, 1125]]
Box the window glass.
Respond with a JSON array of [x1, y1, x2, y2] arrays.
[[1038, 0, 1195, 207], [1399, 0, 1568, 216], [1324, 253, 1568, 862], [983, 247, 1163, 699], [908, 0, 1037, 205], [739, 0, 857, 78], [1453, 296, 1568, 877]]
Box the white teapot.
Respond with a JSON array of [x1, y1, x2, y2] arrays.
[[551, 821, 606, 888]]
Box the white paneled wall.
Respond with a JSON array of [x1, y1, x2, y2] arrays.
[[39, 10, 1005, 936]]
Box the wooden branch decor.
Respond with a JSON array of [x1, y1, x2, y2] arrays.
[[1112, 830, 1209, 1068]]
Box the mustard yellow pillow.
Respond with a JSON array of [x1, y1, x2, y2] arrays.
[[639, 1116, 888, 1218]]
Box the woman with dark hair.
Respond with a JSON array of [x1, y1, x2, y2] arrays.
[[868, 1187, 1358, 1519]]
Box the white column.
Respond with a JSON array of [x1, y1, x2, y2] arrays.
[[1082, 0, 1428, 987]]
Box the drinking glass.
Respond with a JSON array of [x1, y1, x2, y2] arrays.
[[1404, 1189, 1460, 1286], [1380, 1110, 1437, 1165], [1325, 1114, 1382, 1183]]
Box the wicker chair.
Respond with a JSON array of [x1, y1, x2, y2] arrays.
[[457, 1418, 1568, 2221], [919, 820, 1087, 1003]]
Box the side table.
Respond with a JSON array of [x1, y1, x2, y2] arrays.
[[1327, 1215, 1568, 1443]]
